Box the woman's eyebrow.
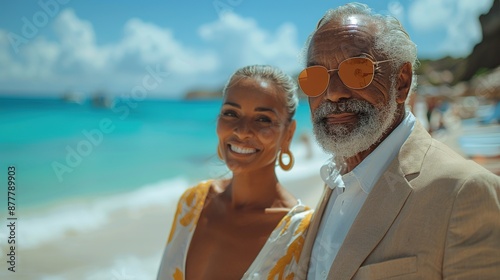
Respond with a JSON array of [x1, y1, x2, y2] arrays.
[[255, 107, 277, 115], [223, 102, 277, 115], [223, 101, 240, 108]]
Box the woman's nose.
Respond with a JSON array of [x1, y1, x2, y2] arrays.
[[233, 119, 253, 139]]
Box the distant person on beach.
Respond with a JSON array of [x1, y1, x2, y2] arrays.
[[296, 3, 500, 279], [157, 65, 312, 279], [300, 131, 314, 159]]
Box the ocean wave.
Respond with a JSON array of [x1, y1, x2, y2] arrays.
[[0, 177, 191, 251]]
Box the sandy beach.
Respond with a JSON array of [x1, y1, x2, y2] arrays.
[[0, 143, 328, 280]]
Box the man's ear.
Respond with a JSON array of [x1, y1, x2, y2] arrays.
[[396, 62, 413, 104]]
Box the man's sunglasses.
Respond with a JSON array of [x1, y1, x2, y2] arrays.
[[298, 57, 393, 97]]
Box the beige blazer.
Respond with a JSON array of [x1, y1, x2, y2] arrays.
[[297, 122, 500, 279]]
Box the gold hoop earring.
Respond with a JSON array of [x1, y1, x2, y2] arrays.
[[217, 145, 223, 160], [279, 150, 294, 171]]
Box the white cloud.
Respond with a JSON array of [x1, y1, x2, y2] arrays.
[[0, 9, 219, 97], [0, 30, 17, 76], [199, 12, 301, 74], [387, 1, 405, 21], [408, 0, 493, 57], [52, 9, 108, 73], [111, 18, 218, 75], [0, 10, 302, 98]]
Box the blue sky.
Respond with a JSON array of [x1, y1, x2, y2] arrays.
[[0, 0, 494, 98]]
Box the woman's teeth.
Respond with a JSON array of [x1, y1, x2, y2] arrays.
[[230, 145, 257, 154]]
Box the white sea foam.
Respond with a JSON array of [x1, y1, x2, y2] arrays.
[[0, 177, 191, 251], [84, 254, 162, 280]]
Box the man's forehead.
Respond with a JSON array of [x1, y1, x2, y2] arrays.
[[342, 15, 368, 26], [310, 26, 374, 55], [317, 14, 376, 34]]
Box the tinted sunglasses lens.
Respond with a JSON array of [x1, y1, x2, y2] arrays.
[[298, 66, 329, 97], [338, 58, 374, 89]]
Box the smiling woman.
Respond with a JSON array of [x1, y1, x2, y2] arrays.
[[217, 70, 296, 174], [157, 65, 313, 280]]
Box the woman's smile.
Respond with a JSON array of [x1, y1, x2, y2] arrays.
[[229, 144, 258, 155]]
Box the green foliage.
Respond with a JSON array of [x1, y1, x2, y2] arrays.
[[473, 67, 490, 78]]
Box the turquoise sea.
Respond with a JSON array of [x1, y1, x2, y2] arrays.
[[0, 96, 316, 210]]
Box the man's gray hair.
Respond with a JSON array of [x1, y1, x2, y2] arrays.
[[223, 65, 299, 120], [302, 2, 419, 96]]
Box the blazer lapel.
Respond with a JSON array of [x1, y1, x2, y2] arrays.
[[296, 186, 333, 279], [327, 163, 412, 280], [326, 121, 431, 280]]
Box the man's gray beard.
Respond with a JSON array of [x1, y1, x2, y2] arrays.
[[312, 86, 399, 158]]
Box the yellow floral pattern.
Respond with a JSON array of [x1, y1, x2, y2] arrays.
[[158, 181, 313, 280], [267, 211, 312, 280], [167, 181, 211, 244], [172, 268, 183, 280]]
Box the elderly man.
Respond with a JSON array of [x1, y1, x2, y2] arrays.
[[296, 3, 500, 279]]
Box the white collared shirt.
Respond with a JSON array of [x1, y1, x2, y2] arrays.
[[308, 112, 416, 279]]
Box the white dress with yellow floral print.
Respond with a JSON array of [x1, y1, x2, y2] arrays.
[[157, 180, 313, 280]]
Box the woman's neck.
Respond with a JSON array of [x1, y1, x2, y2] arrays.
[[223, 168, 293, 211]]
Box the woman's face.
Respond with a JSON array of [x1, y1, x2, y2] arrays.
[[217, 77, 296, 174]]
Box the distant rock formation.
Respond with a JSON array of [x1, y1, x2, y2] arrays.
[[457, 0, 500, 81], [91, 91, 115, 108], [184, 85, 310, 100], [184, 89, 223, 100], [416, 0, 500, 100], [61, 90, 85, 104]]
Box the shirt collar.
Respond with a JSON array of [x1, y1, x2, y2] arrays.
[[320, 160, 345, 189]]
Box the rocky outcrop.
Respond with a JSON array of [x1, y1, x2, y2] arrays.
[[457, 0, 500, 81], [416, 0, 500, 100], [184, 89, 223, 100]]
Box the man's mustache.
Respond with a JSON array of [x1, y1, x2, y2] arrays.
[[313, 100, 374, 122]]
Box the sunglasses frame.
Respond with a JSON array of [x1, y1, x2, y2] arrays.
[[298, 57, 394, 97]]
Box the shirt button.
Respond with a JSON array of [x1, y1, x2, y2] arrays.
[[322, 270, 327, 278]]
